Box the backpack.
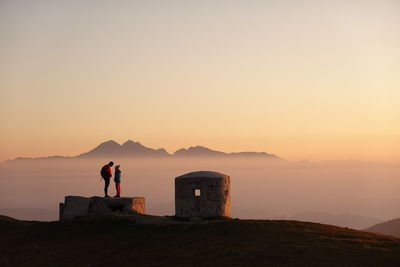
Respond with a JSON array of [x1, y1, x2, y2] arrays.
[[100, 165, 108, 179]]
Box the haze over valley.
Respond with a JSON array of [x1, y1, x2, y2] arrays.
[[1, 140, 399, 230]]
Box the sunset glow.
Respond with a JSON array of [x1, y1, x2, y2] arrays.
[[1, 0, 399, 162]]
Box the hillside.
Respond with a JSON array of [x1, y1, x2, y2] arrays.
[[1, 215, 400, 266], [274, 211, 382, 230], [0, 208, 57, 221], [366, 218, 400, 237]]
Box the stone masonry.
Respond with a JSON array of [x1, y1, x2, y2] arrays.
[[175, 171, 231, 218], [59, 196, 145, 220]]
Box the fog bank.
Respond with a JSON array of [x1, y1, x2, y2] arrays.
[[0, 158, 399, 224]]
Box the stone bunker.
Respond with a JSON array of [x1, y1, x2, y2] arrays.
[[59, 196, 145, 220], [175, 171, 231, 218], [59, 170, 230, 221]]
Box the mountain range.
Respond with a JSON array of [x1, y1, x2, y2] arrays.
[[77, 140, 170, 158], [6, 140, 280, 162]]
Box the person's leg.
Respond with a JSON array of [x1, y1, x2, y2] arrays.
[[115, 182, 121, 196], [104, 178, 110, 196]]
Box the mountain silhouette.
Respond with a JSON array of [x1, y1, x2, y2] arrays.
[[3, 140, 280, 162], [173, 145, 279, 159], [78, 140, 121, 157], [365, 218, 400, 237], [121, 140, 169, 157], [77, 140, 170, 158], [173, 146, 226, 157]]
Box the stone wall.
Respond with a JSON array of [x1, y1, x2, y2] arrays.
[[175, 171, 230, 218], [59, 196, 145, 220]]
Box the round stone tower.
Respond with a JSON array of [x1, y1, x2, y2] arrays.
[[175, 171, 231, 218]]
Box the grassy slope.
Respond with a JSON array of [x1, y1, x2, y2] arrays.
[[1, 215, 400, 267], [366, 218, 400, 238]]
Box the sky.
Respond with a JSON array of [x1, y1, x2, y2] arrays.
[[0, 0, 399, 162]]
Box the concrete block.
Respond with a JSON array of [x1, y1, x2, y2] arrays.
[[89, 197, 113, 215], [132, 198, 145, 214], [59, 196, 146, 220], [62, 196, 90, 220], [101, 197, 145, 214]]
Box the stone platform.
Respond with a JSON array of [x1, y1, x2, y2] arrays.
[[59, 196, 145, 221]]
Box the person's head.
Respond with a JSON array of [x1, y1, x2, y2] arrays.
[[116, 165, 120, 169], [108, 161, 114, 166]]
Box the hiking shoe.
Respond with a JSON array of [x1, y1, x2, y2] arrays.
[[114, 195, 120, 198], [105, 195, 111, 198]]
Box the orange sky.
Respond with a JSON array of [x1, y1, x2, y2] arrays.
[[0, 1, 399, 162]]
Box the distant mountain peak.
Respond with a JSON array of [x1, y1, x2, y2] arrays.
[[188, 146, 220, 152], [173, 146, 225, 157], [172, 145, 280, 159], [76, 140, 122, 157], [103, 140, 120, 145], [76, 139, 171, 158], [122, 140, 140, 146], [122, 140, 146, 148], [93, 140, 121, 150], [4, 140, 281, 161], [97, 140, 120, 146]]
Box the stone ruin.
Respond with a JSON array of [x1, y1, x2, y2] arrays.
[[59, 170, 231, 221], [175, 171, 231, 218], [59, 196, 145, 220]]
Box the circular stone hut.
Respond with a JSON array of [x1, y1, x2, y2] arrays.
[[175, 171, 230, 218]]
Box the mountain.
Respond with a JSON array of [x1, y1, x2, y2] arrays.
[[230, 151, 279, 158], [1, 215, 399, 266], [365, 218, 400, 237], [121, 140, 169, 157], [3, 140, 280, 162], [4, 155, 71, 162], [173, 146, 226, 157], [77, 140, 122, 157], [273, 211, 382, 230], [77, 140, 170, 158], [173, 145, 279, 159]]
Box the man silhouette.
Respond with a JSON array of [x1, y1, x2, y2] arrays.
[[100, 161, 114, 198]]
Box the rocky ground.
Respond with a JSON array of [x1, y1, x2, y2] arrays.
[[1, 214, 400, 266]]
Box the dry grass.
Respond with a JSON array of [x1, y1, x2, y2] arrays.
[[1, 215, 400, 266]]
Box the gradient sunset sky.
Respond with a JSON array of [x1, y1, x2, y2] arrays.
[[0, 0, 399, 162]]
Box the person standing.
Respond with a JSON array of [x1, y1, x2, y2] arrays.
[[114, 165, 122, 198], [100, 161, 114, 198]]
